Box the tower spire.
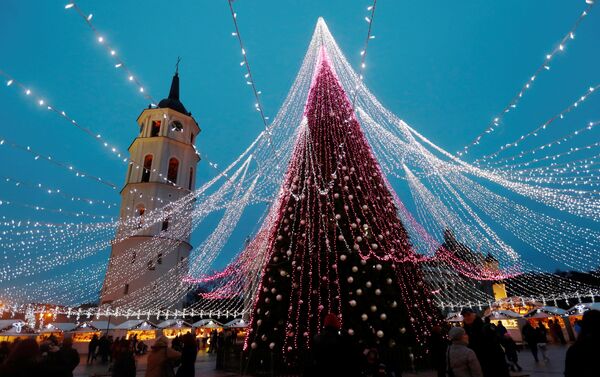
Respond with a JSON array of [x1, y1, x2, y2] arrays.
[[158, 57, 188, 115]]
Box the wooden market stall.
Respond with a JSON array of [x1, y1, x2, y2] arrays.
[[115, 320, 158, 342], [37, 322, 76, 343], [0, 320, 37, 343], [523, 306, 570, 341], [193, 319, 223, 351], [157, 319, 194, 339], [223, 318, 248, 344], [484, 310, 523, 342], [566, 303, 600, 335], [67, 322, 101, 354]]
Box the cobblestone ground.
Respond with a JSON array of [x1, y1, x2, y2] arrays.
[[74, 344, 570, 377]]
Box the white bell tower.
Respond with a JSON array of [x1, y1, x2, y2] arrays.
[[101, 67, 200, 306]]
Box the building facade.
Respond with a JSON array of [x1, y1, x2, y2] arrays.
[[100, 71, 200, 306]]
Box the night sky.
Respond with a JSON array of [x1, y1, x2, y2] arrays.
[[0, 1, 598, 276]]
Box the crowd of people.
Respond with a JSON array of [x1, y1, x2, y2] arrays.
[[426, 308, 600, 377], [0, 310, 598, 377]]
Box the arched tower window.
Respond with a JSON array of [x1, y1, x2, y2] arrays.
[[168, 158, 179, 183], [151, 120, 161, 137], [142, 155, 153, 182], [188, 167, 194, 190], [136, 204, 146, 228]]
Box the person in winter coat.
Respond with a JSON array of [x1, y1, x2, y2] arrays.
[[175, 333, 198, 377], [564, 309, 600, 377], [305, 313, 360, 377], [112, 339, 136, 377], [535, 323, 549, 362], [446, 327, 483, 377], [145, 336, 181, 377], [430, 324, 449, 377], [58, 338, 80, 377], [500, 334, 521, 372], [521, 322, 539, 362], [88, 334, 99, 364], [461, 308, 509, 377]]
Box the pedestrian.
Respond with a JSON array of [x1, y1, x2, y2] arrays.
[[495, 322, 507, 338], [145, 335, 181, 377], [215, 331, 225, 370], [536, 322, 549, 362], [446, 326, 483, 377], [176, 333, 198, 377], [58, 338, 80, 377], [573, 319, 582, 338], [429, 324, 449, 377], [461, 308, 509, 377], [500, 334, 521, 372], [112, 339, 136, 377], [550, 319, 566, 345], [0, 341, 10, 364], [99, 334, 110, 363], [305, 313, 360, 377], [564, 309, 599, 377], [521, 322, 539, 363], [0, 338, 43, 377], [88, 334, 99, 364]]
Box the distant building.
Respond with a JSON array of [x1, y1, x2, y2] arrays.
[[100, 69, 200, 306]]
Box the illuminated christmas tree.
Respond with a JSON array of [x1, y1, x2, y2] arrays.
[[244, 49, 439, 369]]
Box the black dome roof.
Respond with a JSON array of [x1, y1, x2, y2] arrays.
[[158, 72, 189, 115]]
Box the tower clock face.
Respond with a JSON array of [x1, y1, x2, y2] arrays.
[[170, 120, 183, 132]]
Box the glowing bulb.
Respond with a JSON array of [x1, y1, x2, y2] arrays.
[[367, 6, 373, 11], [115, 63, 122, 68], [128, 75, 134, 81], [365, 17, 371, 23], [110, 50, 116, 56], [139, 87, 144, 92], [38, 100, 44, 106], [65, 3, 74, 9], [98, 36, 104, 43], [6, 80, 13, 86], [25, 89, 31, 95], [87, 14, 93, 21], [559, 44, 564, 51]]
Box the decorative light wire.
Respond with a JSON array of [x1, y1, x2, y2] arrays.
[[64, 2, 156, 105], [458, 2, 595, 157], [351, 0, 378, 108]]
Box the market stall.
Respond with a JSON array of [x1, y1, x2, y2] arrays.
[[523, 306, 569, 342], [224, 318, 248, 344], [157, 319, 194, 338], [68, 322, 101, 353], [444, 312, 463, 323], [193, 319, 223, 351], [0, 320, 37, 342], [115, 320, 158, 342], [485, 310, 523, 342], [37, 322, 75, 343]]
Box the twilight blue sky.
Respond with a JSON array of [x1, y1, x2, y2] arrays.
[[0, 0, 599, 277]]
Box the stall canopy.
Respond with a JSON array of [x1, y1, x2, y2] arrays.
[[192, 319, 223, 329], [89, 320, 116, 331], [566, 303, 600, 316], [157, 319, 194, 329], [485, 310, 523, 320], [115, 320, 158, 330], [524, 306, 567, 318], [40, 323, 75, 333], [445, 312, 463, 323], [224, 318, 248, 329], [72, 322, 100, 332], [0, 320, 37, 336]]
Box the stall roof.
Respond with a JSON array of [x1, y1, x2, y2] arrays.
[[566, 302, 600, 316], [89, 320, 117, 330], [524, 306, 567, 318], [157, 319, 194, 329], [115, 320, 158, 330], [0, 321, 37, 335], [71, 322, 101, 332], [40, 323, 76, 332], [224, 318, 248, 328], [485, 310, 523, 320], [192, 319, 223, 328], [445, 312, 463, 323]]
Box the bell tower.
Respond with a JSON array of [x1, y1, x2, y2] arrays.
[[101, 67, 200, 306]]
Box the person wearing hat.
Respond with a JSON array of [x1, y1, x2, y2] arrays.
[[145, 336, 181, 377], [446, 326, 483, 377], [461, 308, 509, 377]]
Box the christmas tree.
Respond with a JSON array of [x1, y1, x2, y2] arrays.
[[244, 49, 439, 369]]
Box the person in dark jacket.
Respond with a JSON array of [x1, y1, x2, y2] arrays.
[[521, 322, 539, 362], [112, 339, 136, 377], [55, 338, 80, 377], [0, 338, 43, 377], [564, 309, 600, 377], [549, 319, 566, 345], [176, 333, 198, 377], [306, 313, 360, 377], [88, 334, 99, 364], [461, 308, 509, 377], [429, 325, 449, 377], [446, 327, 483, 377], [500, 334, 521, 372]]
